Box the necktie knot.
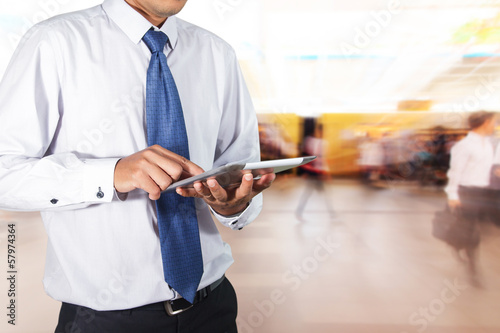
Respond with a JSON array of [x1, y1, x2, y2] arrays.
[[143, 29, 169, 54]]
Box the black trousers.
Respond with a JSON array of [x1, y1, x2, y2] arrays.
[[55, 277, 238, 333]]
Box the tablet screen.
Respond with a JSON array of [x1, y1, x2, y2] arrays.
[[164, 156, 316, 192]]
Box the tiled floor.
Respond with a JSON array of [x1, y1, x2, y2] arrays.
[[1, 177, 500, 332]]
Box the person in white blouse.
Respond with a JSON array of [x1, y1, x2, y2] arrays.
[[358, 134, 385, 183], [444, 111, 496, 286], [295, 124, 334, 221], [0, 0, 275, 332]]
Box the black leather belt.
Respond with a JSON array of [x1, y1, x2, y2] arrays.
[[130, 275, 221, 316], [163, 275, 225, 316], [131, 275, 225, 315]]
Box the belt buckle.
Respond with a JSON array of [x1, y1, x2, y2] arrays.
[[164, 299, 193, 316]]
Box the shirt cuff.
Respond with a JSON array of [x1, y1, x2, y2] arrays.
[[82, 158, 120, 204], [210, 193, 263, 230]]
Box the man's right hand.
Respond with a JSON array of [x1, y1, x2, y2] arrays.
[[114, 145, 204, 200]]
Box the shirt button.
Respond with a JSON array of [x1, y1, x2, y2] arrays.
[[96, 187, 104, 199], [50, 199, 58, 205]]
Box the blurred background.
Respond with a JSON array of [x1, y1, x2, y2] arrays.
[[1, 0, 500, 332]]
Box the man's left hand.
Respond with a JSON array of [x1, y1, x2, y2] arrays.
[[176, 173, 276, 216]]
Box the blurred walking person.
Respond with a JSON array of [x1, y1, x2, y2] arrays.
[[445, 111, 496, 286], [295, 124, 335, 221], [358, 134, 385, 185]]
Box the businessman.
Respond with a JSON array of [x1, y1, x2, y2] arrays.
[[0, 0, 274, 332]]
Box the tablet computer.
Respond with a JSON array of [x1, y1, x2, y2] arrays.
[[164, 156, 316, 192]]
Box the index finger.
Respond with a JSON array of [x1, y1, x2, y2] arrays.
[[151, 145, 205, 177]]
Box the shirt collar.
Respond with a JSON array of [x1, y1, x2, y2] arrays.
[[102, 0, 178, 49]]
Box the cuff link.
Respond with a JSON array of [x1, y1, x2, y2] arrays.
[[50, 199, 58, 205], [96, 187, 104, 199]]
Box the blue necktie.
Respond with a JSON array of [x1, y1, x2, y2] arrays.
[[143, 29, 203, 303]]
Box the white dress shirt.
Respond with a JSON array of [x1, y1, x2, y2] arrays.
[[445, 131, 494, 201], [0, 0, 262, 310]]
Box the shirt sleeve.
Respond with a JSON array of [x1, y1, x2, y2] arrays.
[[210, 194, 263, 230], [0, 24, 119, 211], [210, 48, 263, 228], [444, 141, 469, 201], [495, 143, 500, 164]]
